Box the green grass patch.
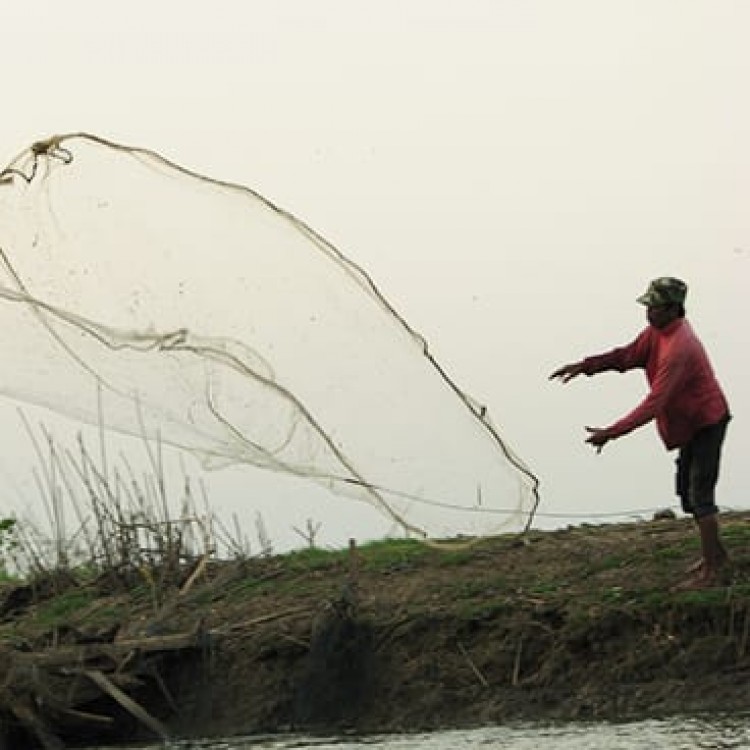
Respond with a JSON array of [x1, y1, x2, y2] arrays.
[[357, 538, 430, 572], [528, 581, 561, 595], [722, 524, 750, 542], [653, 546, 684, 560], [281, 547, 346, 572], [88, 605, 124, 622], [33, 590, 97, 626], [434, 550, 475, 568], [674, 588, 730, 606]]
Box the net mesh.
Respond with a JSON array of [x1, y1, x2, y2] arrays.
[[0, 133, 539, 543]]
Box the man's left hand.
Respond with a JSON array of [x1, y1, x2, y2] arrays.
[[585, 426, 613, 454]]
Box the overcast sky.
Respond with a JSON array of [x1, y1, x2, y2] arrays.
[[0, 1, 748, 551]]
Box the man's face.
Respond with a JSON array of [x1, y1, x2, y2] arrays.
[[647, 303, 677, 329]]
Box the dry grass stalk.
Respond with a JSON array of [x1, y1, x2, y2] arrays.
[[9, 411, 254, 605]]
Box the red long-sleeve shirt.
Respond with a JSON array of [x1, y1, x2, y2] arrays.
[[582, 319, 729, 450]]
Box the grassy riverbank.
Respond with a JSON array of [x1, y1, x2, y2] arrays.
[[2, 511, 750, 748]]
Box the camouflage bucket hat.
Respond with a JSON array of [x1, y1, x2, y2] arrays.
[[636, 277, 688, 307]]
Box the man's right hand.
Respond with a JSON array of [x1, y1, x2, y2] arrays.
[[549, 362, 586, 383]]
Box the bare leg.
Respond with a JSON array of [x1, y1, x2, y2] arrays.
[[697, 514, 728, 579], [685, 516, 703, 573], [675, 514, 729, 590]]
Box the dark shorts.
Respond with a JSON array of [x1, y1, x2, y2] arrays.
[[675, 414, 731, 518]]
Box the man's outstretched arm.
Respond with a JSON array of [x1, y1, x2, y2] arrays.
[[550, 331, 650, 385]]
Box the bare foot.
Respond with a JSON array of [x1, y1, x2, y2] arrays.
[[673, 560, 731, 591], [685, 550, 729, 575]]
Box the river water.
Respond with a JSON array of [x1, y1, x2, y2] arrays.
[[83, 717, 750, 750]]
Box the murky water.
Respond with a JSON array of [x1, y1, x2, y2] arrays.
[[84, 717, 750, 750]]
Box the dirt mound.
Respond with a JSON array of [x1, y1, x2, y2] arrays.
[[3, 512, 750, 747]]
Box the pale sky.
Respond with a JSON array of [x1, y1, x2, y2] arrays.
[[0, 1, 748, 552]]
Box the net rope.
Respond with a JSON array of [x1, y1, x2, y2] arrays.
[[0, 133, 540, 543]]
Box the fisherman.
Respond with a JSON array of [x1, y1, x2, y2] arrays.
[[550, 277, 731, 589]]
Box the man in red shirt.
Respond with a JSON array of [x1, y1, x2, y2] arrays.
[[550, 277, 731, 589]]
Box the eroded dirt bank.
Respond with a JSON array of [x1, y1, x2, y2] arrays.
[[3, 513, 750, 748]]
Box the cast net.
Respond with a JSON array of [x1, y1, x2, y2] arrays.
[[0, 133, 539, 543]]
